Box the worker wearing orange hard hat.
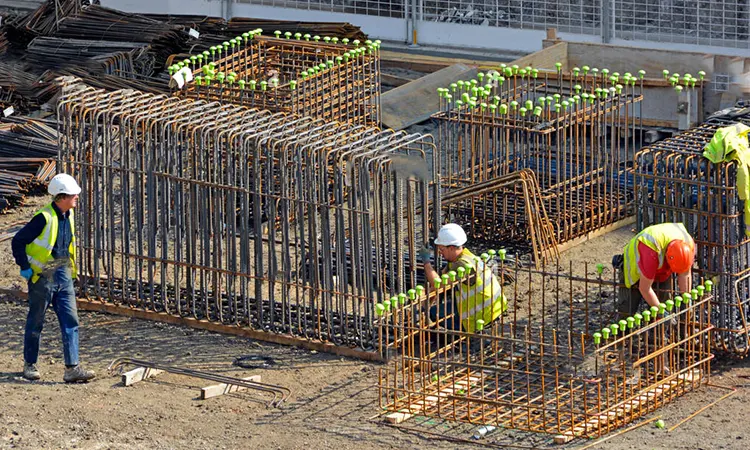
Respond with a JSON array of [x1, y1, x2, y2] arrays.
[[612, 223, 695, 315]]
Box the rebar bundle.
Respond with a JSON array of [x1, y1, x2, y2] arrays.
[[440, 169, 559, 268], [172, 31, 381, 127], [434, 66, 649, 250], [57, 82, 435, 353], [377, 257, 713, 440], [635, 108, 750, 357]]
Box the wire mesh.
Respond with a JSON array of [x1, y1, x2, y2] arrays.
[[57, 81, 436, 353], [434, 66, 644, 251], [172, 32, 381, 127], [634, 109, 750, 357], [377, 257, 713, 439]]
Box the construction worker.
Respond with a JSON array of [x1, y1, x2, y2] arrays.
[[11, 173, 95, 383], [418, 223, 507, 333], [613, 223, 695, 315]]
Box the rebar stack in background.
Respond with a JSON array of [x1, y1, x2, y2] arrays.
[[635, 108, 750, 357], [434, 66, 654, 255], [173, 32, 381, 127], [377, 257, 713, 440], [57, 82, 435, 354]]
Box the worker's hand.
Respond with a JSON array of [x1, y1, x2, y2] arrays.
[[418, 246, 433, 264], [20, 268, 33, 281]]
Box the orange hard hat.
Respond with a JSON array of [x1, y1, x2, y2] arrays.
[[665, 240, 694, 273]]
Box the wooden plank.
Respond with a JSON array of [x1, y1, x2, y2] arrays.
[[200, 375, 262, 399], [386, 375, 481, 424], [122, 367, 164, 386], [556, 216, 635, 254]]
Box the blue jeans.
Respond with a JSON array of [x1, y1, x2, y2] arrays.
[[24, 266, 79, 366]]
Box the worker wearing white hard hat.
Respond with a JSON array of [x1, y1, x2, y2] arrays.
[[11, 173, 95, 383], [418, 223, 506, 335]]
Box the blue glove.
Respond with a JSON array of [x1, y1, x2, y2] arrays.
[[20, 268, 33, 280], [417, 246, 433, 264]]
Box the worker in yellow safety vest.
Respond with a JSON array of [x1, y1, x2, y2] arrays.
[[11, 174, 95, 383], [612, 223, 695, 316], [418, 223, 507, 333]]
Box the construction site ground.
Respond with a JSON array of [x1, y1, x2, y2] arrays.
[[1, 197, 748, 450]]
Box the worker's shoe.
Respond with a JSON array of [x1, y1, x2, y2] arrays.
[[23, 363, 41, 381], [63, 365, 96, 383]]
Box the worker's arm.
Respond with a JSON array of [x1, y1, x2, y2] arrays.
[[423, 262, 440, 286], [638, 276, 660, 307], [11, 214, 46, 270], [677, 271, 692, 295]]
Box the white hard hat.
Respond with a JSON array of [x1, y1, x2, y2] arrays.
[[48, 173, 81, 196], [434, 223, 467, 246]]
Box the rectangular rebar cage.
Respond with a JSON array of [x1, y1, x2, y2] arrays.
[[378, 258, 713, 439], [57, 82, 433, 354], [635, 111, 750, 357], [173, 32, 381, 127], [434, 68, 645, 249]]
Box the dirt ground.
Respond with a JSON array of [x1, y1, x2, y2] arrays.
[[1, 197, 749, 450]]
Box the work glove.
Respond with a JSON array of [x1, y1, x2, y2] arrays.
[[20, 268, 33, 281], [417, 245, 433, 264]]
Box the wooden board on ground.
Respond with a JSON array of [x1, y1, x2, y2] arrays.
[[386, 375, 481, 424], [380, 63, 478, 130], [122, 367, 164, 386], [200, 375, 262, 400]]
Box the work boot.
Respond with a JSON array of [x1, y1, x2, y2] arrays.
[[63, 365, 96, 383], [23, 363, 40, 381]]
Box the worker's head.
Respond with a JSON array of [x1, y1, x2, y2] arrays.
[[665, 240, 694, 274], [48, 173, 81, 212], [434, 223, 467, 262]]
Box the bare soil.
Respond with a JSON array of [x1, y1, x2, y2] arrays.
[[1, 198, 749, 449]]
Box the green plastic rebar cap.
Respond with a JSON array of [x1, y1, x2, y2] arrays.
[[533, 106, 542, 117], [375, 303, 385, 315], [398, 293, 407, 305], [499, 104, 508, 115], [408, 289, 417, 300], [610, 323, 619, 336], [697, 285, 705, 297], [274, 30, 282, 37], [434, 278, 442, 288], [488, 249, 497, 257], [383, 299, 391, 311], [573, 67, 580, 74], [555, 62, 562, 70], [519, 107, 528, 116], [448, 270, 458, 281], [596, 263, 604, 275], [619, 320, 628, 332], [665, 300, 674, 312], [705, 280, 714, 292], [691, 289, 699, 300], [663, 69, 670, 78], [674, 295, 683, 308], [643, 310, 651, 321], [683, 292, 692, 303], [698, 70, 706, 80], [675, 85, 684, 92], [510, 100, 519, 109], [650, 305, 660, 317], [582, 65, 590, 72], [593, 332, 602, 344], [456, 266, 466, 278], [658, 303, 667, 315], [602, 328, 610, 339], [525, 100, 533, 110], [498, 249, 507, 260], [476, 319, 485, 331], [634, 313, 643, 326], [441, 274, 450, 285], [416, 285, 425, 295]]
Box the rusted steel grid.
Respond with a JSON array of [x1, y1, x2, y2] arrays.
[[57, 81, 435, 355], [377, 258, 713, 440], [172, 33, 381, 127], [635, 111, 750, 357], [434, 69, 644, 248]]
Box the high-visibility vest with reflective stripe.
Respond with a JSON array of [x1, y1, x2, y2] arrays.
[[449, 248, 507, 332], [622, 223, 692, 288], [25, 203, 77, 283]]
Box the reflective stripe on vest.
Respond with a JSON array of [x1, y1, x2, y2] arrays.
[[452, 249, 507, 333], [25, 203, 77, 283], [622, 223, 692, 288]]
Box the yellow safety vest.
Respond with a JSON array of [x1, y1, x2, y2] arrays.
[[622, 223, 692, 288], [25, 203, 77, 283], [448, 248, 507, 332]]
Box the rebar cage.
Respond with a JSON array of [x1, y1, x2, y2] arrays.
[[171, 31, 381, 127], [377, 257, 713, 440], [635, 110, 750, 357], [434, 67, 649, 251], [57, 81, 434, 353]]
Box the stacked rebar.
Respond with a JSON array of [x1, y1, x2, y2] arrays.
[[635, 109, 750, 357], [57, 82, 434, 352], [173, 31, 381, 127], [434, 65, 646, 249], [378, 256, 713, 440]]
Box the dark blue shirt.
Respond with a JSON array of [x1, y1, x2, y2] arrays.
[[12, 203, 72, 270]]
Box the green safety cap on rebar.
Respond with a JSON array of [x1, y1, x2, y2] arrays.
[[237, 79, 246, 89], [593, 332, 602, 344], [591, 68, 599, 75], [533, 106, 542, 117], [619, 320, 628, 333], [455, 100, 464, 106], [658, 303, 666, 315], [554, 103, 561, 112], [194, 75, 203, 85], [690, 289, 699, 300], [665, 300, 674, 312], [705, 280, 714, 292], [447, 270, 457, 282], [332, 37, 339, 44], [397, 293, 407, 305], [683, 292, 692, 304], [499, 104, 508, 115], [416, 285, 425, 296], [642, 310, 651, 322], [222, 41, 230, 49], [674, 295, 683, 308], [512, 64, 519, 74], [375, 303, 385, 315], [573, 67, 580, 76], [519, 69, 527, 77], [313, 35, 320, 41], [675, 85, 684, 93], [260, 80, 267, 91], [289, 80, 297, 90], [596, 263, 604, 275], [634, 313, 643, 326], [524, 100, 533, 110], [209, 46, 217, 54], [573, 95, 581, 103], [697, 285, 705, 297], [649, 306, 659, 318], [662, 69, 670, 78], [242, 32, 250, 41], [274, 30, 282, 38], [503, 67, 513, 77], [562, 100, 570, 109], [383, 299, 391, 311], [602, 328, 611, 339], [230, 38, 237, 47], [407, 289, 417, 300], [433, 278, 442, 288], [476, 319, 485, 331], [610, 323, 619, 336], [519, 107, 528, 116]]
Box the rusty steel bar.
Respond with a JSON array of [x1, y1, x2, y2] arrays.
[[634, 111, 750, 358], [56, 81, 435, 356], [377, 255, 713, 440], [169, 31, 380, 128], [433, 66, 651, 252]]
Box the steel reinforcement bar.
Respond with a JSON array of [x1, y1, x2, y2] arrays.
[[377, 256, 713, 440], [56, 80, 435, 356]]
